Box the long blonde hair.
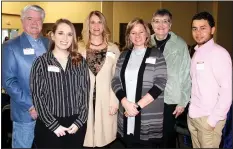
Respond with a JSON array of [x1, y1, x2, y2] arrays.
[[81, 10, 110, 49]]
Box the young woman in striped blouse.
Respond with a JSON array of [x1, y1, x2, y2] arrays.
[[30, 19, 90, 148]]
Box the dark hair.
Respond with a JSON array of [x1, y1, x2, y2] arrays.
[[192, 11, 215, 28], [152, 9, 172, 21], [50, 18, 82, 65], [124, 18, 151, 50]]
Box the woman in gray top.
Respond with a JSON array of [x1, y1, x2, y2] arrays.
[[111, 18, 167, 147]]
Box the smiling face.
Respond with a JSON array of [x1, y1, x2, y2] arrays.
[[22, 9, 43, 39], [51, 23, 73, 51], [89, 14, 104, 37], [129, 23, 148, 49], [192, 19, 215, 47], [151, 15, 171, 39]]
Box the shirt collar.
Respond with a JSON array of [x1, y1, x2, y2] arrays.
[[194, 38, 215, 52], [25, 32, 42, 43], [47, 50, 71, 61]]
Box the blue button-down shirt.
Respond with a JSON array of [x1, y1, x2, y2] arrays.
[[25, 33, 46, 57]]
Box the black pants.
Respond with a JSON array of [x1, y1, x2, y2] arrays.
[[34, 115, 87, 148], [163, 103, 177, 148], [120, 134, 163, 148]]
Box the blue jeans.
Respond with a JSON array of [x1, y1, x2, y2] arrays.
[[12, 121, 36, 148]]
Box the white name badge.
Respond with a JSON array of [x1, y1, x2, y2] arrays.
[[106, 51, 115, 59], [23, 48, 35, 55], [196, 62, 204, 70], [145, 57, 156, 64], [48, 65, 60, 72]]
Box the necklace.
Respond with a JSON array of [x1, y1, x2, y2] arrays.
[[90, 41, 103, 46]]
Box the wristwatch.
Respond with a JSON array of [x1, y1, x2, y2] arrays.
[[136, 103, 142, 112]]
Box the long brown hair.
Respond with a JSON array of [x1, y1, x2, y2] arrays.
[[124, 18, 151, 50], [81, 10, 110, 49], [50, 18, 82, 65]]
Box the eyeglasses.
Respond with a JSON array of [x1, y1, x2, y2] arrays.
[[152, 19, 170, 25]]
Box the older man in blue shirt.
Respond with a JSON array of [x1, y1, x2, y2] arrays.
[[2, 5, 49, 148]]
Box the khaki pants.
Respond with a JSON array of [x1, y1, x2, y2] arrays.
[[187, 115, 226, 148]]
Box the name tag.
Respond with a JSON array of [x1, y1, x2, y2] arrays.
[[196, 61, 204, 70], [145, 57, 156, 64], [48, 65, 60, 72], [106, 51, 115, 59], [23, 48, 35, 55]]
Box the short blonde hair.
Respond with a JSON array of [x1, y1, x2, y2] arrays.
[[81, 10, 110, 49], [124, 18, 151, 50]]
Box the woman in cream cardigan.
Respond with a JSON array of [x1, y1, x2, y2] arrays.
[[78, 10, 120, 147]]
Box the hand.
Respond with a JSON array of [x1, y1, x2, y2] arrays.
[[54, 125, 69, 137], [67, 123, 79, 134], [121, 98, 139, 117], [124, 111, 129, 117], [109, 103, 118, 115], [172, 105, 185, 118], [29, 107, 37, 120], [124, 111, 139, 117], [124, 103, 141, 117]]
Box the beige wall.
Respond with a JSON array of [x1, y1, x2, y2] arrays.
[[197, 1, 215, 14], [2, 2, 31, 33], [197, 1, 233, 57], [2, 14, 21, 30], [2, 2, 101, 23], [102, 2, 114, 41], [197, 1, 218, 40], [2, 1, 232, 54], [33, 2, 101, 23], [111, 1, 198, 45], [216, 1, 233, 57], [162, 2, 197, 45], [112, 2, 160, 43], [2, 2, 31, 15], [2, 2, 101, 34]]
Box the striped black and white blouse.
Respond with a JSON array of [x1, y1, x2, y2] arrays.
[[30, 51, 90, 131]]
